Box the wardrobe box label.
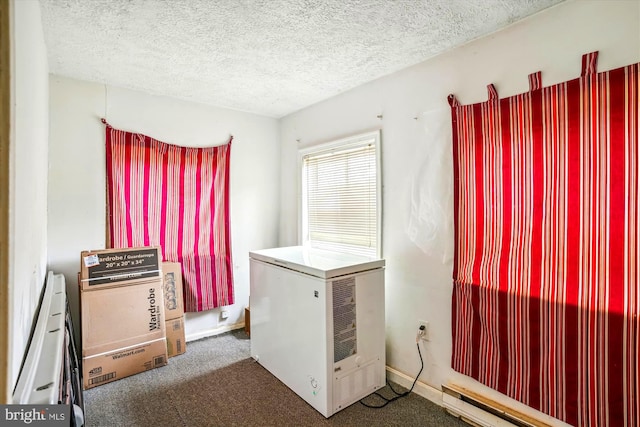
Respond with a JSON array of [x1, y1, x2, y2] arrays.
[[81, 278, 166, 357], [165, 317, 186, 358], [82, 338, 168, 390], [162, 262, 185, 320], [80, 246, 161, 290]]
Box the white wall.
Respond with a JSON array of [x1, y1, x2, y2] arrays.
[[48, 77, 280, 342], [279, 0, 640, 422], [10, 0, 49, 389]]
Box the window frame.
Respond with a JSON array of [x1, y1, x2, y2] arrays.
[[297, 129, 382, 258]]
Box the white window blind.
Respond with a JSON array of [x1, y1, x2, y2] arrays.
[[301, 132, 380, 257]]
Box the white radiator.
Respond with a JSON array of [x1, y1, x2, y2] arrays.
[[441, 384, 570, 427], [12, 271, 84, 426]]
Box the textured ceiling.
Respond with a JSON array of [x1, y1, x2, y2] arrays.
[[39, 0, 564, 118]]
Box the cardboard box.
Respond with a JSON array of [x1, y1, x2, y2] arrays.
[[81, 278, 167, 357], [161, 262, 186, 358], [82, 338, 168, 390], [79, 246, 162, 291], [165, 317, 186, 357], [162, 262, 184, 320]]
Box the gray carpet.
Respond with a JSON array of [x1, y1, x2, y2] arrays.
[[83, 329, 468, 426]]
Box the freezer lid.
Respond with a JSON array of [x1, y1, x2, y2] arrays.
[[249, 246, 385, 279]]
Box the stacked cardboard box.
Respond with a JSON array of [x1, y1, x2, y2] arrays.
[[161, 262, 186, 357], [79, 246, 168, 390]]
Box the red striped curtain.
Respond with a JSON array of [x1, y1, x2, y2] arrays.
[[450, 52, 639, 427], [105, 122, 234, 311]]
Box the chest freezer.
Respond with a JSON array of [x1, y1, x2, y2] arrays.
[[249, 246, 386, 417]]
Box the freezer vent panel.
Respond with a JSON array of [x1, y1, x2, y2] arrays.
[[333, 276, 357, 362], [334, 359, 380, 411]]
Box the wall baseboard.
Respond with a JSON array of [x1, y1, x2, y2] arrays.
[[384, 366, 443, 406], [441, 385, 517, 427], [441, 384, 564, 427], [384, 368, 517, 427], [185, 322, 245, 342]]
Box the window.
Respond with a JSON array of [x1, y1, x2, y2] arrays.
[[300, 130, 381, 258]]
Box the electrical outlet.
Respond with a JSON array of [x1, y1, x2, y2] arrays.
[[418, 320, 429, 341]]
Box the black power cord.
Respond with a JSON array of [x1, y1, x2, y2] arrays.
[[359, 339, 424, 409]]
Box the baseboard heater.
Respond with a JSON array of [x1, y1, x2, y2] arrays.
[[442, 384, 554, 427], [12, 271, 84, 427]]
